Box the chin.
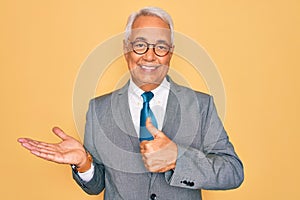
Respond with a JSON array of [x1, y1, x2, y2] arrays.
[[141, 75, 163, 84]]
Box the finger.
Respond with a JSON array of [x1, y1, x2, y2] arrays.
[[17, 138, 29, 143], [32, 145, 57, 155], [30, 148, 68, 164], [143, 160, 161, 173], [52, 127, 69, 140], [140, 141, 155, 154], [18, 137, 38, 144], [20, 141, 36, 151], [18, 138, 40, 150], [139, 141, 148, 151], [145, 118, 159, 138], [20, 141, 54, 154], [18, 136, 58, 151], [30, 150, 57, 162], [156, 163, 176, 173], [28, 140, 57, 152], [142, 152, 152, 159], [21, 138, 56, 150]]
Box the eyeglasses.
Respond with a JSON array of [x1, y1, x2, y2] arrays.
[[130, 40, 172, 57]]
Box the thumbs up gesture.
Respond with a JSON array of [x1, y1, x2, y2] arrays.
[[140, 118, 178, 173]]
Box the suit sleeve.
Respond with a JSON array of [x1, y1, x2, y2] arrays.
[[165, 96, 244, 190], [72, 99, 105, 195]]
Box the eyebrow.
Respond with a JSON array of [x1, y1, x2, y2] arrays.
[[134, 37, 169, 44], [134, 37, 147, 41], [156, 39, 169, 44]]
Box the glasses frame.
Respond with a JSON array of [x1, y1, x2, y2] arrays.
[[130, 40, 172, 57]]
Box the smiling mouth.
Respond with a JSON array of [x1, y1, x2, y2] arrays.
[[140, 65, 160, 70]]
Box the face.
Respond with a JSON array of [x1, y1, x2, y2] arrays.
[[124, 15, 174, 91]]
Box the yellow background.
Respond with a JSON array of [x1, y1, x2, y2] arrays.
[[1, 0, 299, 199]]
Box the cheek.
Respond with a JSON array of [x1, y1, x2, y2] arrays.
[[159, 56, 172, 66], [126, 53, 141, 69]]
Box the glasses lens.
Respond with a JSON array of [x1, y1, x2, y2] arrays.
[[154, 43, 170, 56], [132, 41, 147, 54]]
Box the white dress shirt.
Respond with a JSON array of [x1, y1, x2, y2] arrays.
[[78, 78, 170, 182], [128, 77, 170, 136]]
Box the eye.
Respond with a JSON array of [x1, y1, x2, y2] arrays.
[[133, 41, 147, 49], [156, 44, 169, 51]]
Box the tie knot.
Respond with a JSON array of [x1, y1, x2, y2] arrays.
[[141, 91, 154, 103]]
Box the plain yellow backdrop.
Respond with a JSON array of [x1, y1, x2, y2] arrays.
[[1, 0, 299, 199]]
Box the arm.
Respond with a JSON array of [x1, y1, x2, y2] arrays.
[[72, 99, 105, 195], [165, 96, 244, 190], [140, 96, 243, 190]]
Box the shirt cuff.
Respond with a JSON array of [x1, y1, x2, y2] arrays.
[[77, 162, 95, 182]]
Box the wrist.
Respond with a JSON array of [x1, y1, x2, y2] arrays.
[[76, 151, 93, 173]]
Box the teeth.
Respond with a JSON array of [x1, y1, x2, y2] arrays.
[[141, 65, 157, 70]]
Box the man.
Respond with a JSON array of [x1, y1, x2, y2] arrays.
[[18, 7, 243, 200]]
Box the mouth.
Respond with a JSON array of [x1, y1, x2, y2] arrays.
[[139, 65, 160, 71]]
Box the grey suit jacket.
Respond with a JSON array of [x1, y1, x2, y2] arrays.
[[73, 77, 244, 200]]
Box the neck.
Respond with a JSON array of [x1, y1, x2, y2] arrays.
[[139, 83, 159, 92]]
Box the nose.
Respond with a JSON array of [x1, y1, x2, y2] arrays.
[[142, 46, 156, 61]]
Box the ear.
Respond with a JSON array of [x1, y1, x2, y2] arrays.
[[168, 45, 175, 60], [170, 45, 175, 54], [123, 39, 129, 60]]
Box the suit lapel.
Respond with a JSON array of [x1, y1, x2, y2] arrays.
[[111, 82, 141, 153], [161, 79, 181, 140], [151, 79, 182, 183]]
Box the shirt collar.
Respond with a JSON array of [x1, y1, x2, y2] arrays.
[[128, 77, 170, 100]]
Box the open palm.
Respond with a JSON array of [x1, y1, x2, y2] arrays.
[[18, 127, 87, 167]]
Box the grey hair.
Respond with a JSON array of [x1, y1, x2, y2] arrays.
[[124, 7, 174, 45]]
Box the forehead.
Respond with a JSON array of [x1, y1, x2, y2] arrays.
[[130, 15, 171, 43], [132, 15, 169, 29]]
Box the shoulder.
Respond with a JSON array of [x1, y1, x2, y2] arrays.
[[170, 81, 212, 104], [91, 92, 112, 105], [89, 83, 128, 107], [87, 92, 111, 112]]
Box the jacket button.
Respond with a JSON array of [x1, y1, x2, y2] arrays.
[[150, 193, 157, 200], [181, 180, 188, 185]]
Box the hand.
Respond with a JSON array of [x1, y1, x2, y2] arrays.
[[140, 118, 178, 173], [17, 127, 89, 169]]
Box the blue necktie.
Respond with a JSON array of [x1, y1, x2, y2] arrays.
[[139, 91, 158, 142]]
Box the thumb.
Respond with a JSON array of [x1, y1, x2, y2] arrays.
[[145, 118, 160, 138], [52, 127, 69, 140]]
